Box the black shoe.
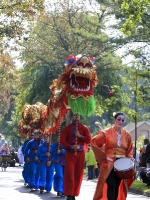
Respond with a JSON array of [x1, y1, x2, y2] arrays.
[[57, 192, 62, 197], [40, 187, 44, 194], [66, 196, 73, 200], [57, 192, 65, 197]]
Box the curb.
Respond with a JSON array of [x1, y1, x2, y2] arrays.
[[129, 188, 150, 197], [84, 177, 150, 198]]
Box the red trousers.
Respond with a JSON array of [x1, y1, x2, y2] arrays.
[[64, 151, 85, 196]]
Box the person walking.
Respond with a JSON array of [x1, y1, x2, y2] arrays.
[[51, 140, 66, 197], [60, 112, 91, 200], [85, 145, 97, 180], [22, 132, 34, 187], [24, 130, 43, 191], [91, 111, 133, 200], [38, 133, 54, 194]]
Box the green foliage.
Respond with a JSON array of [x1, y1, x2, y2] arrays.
[[136, 135, 145, 151], [119, 0, 150, 35], [131, 180, 150, 192], [0, 0, 45, 39]]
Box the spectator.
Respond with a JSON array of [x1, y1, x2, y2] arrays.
[[133, 147, 141, 180], [146, 141, 150, 168], [141, 138, 149, 167], [85, 145, 97, 180], [140, 167, 150, 187], [0, 142, 9, 155], [17, 143, 24, 166], [94, 159, 100, 179]]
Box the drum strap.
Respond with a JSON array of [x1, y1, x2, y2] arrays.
[[107, 154, 126, 158]]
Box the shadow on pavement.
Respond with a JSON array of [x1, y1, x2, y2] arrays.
[[14, 185, 66, 200]]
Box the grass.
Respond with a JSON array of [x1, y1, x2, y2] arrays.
[[131, 180, 150, 193], [83, 169, 150, 194]]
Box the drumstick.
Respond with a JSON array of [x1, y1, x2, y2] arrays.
[[95, 121, 106, 137]]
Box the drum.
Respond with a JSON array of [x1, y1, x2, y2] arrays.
[[114, 157, 135, 179]]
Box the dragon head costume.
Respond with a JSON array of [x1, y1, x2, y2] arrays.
[[18, 102, 46, 136], [59, 54, 98, 116]]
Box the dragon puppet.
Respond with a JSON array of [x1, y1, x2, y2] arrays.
[[18, 102, 47, 137], [44, 54, 98, 134], [44, 78, 70, 134], [43, 54, 98, 152], [59, 54, 98, 117]]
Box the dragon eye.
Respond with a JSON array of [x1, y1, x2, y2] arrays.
[[76, 61, 84, 67], [85, 63, 92, 68]]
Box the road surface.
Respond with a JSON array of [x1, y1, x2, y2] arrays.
[[0, 165, 149, 200]]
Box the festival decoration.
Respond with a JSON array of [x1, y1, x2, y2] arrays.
[[18, 102, 46, 136], [58, 54, 98, 117]]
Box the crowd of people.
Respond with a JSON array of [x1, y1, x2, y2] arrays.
[[21, 113, 91, 200], [19, 111, 135, 200], [135, 138, 150, 188]]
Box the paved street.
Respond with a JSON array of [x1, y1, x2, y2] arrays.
[[0, 165, 149, 200]]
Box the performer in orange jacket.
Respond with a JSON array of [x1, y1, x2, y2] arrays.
[[91, 111, 134, 200], [60, 113, 91, 200]]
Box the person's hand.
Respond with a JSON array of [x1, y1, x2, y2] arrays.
[[46, 152, 51, 157], [35, 156, 38, 161], [140, 167, 146, 171], [71, 145, 80, 150], [75, 131, 82, 138], [146, 171, 150, 177], [26, 157, 30, 162], [47, 161, 51, 166], [57, 150, 61, 154]]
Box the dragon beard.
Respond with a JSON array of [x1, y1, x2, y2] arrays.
[[68, 95, 96, 117]]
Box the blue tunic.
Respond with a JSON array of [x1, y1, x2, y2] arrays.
[[51, 142, 66, 194], [38, 142, 54, 191]]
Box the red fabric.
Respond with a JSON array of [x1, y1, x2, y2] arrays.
[[60, 123, 91, 196], [84, 143, 88, 153], [60, 123, 91, 148], [64, 151, 85, 196]]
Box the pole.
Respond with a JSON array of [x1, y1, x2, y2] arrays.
[[134, 69, 138, 159]]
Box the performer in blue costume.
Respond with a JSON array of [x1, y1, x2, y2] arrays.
[[22, 132, 34, 187], [51, 140, 66, 197], [38, 133, 54, 194], [24, 130, 43, 191]]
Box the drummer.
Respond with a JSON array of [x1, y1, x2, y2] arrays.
[[91, 111, 133, 200]]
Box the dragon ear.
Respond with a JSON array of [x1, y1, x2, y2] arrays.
[[89, 56, 95, 64], [65, 55, 76, 66]]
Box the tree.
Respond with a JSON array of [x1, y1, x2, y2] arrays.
[[17, 0, 125, 120], [0, 48, 18, 116], [114, 0, 150, 35], [0, 0, 45, 39]]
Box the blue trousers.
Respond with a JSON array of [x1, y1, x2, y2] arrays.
[[53, 162, 65, 194], [22, 162, 30, 184], [40, 164, 54, 191], [29, 162, 40, 188], [87, 165, 94, 180]]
